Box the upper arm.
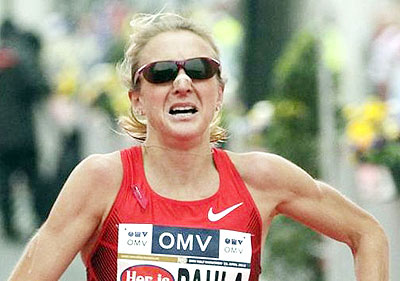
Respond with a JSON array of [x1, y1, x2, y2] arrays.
[[9, 153, 122, 281], [272, 160, 383, 251], [235, 151, 383, 251]]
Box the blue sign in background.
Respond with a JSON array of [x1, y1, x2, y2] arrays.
[[152, 226, 219, 258]]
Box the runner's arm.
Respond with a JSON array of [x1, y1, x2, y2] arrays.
[[8, 154, 119, 281], [272, 156, 389, 281]]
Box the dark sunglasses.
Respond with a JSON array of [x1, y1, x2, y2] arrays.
[[133, 57, 221, 86]]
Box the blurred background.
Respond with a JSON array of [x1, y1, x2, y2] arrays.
[[0, 0, 399, 280]]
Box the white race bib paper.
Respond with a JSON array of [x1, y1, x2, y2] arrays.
[[117, 224, 252, 281]]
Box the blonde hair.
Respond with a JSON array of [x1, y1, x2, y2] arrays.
[[117, 12, 227, 143]]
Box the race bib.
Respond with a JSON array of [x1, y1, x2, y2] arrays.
[[117, 224, 252, 281]]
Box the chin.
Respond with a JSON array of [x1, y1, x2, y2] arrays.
[[168, 125, 209, 143]]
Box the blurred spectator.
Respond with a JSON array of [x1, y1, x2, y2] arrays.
[[0, 19, 50, 240]]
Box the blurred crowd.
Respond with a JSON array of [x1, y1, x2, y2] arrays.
[[0, 19, 50, 240], [0, 3, 132, 241]]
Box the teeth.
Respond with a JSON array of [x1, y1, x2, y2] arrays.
[[169, 106, 198, 115], [172, 106, 195, 111]]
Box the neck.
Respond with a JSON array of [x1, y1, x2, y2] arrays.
[[141, 142, 219, 200], [142, 142, 214, 176]]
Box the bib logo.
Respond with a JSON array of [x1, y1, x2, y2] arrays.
[[126, 230, 149, 247], [128, 231, 148, 238], [121, 265, 174, 281], [224, 238, 245, 254], [152, 226, 219, 258]]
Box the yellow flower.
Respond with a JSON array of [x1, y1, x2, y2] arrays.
[[363, 101, 387, 123], [346, 120, 376, 150]]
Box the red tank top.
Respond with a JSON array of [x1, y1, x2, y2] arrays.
[[86, 146, 262, 281]]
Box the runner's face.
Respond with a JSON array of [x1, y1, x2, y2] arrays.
[[130, 31, 224, 145]]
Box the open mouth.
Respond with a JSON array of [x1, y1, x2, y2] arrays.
[[169, 106, 198, 116]]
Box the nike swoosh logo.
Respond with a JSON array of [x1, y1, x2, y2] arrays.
[[208, 202, 244, 222]]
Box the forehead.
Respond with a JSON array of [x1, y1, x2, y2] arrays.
[[138, 30, 217, 65]]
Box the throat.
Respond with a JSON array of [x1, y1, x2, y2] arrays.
[[142, 146, 219, 201]]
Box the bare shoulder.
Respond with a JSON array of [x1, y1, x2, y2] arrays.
[[73, 151, 122, 204], [225, 150, 321, 200], [47, 151, 123, 228], [64, 151, 123, 197], [74, 151, 123, 188]]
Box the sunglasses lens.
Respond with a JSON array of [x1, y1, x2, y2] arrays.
[[185, 58, 219, 79], [143, 61, 177, 83], [139, 58, 220, 84]]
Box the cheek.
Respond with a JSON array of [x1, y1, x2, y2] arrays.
[[203, 85, 221, 106], [141, 87, 168, 111], [144, 101, 163, 118]]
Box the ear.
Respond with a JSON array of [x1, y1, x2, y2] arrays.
[[128, 89, 145, 116]]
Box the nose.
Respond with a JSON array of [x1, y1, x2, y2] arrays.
[[173, 69, 192, 95]]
